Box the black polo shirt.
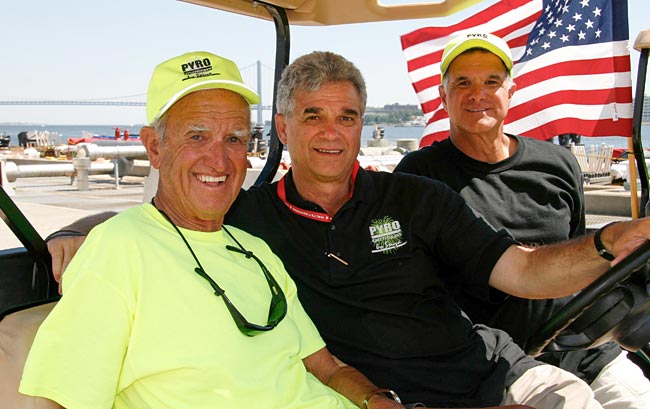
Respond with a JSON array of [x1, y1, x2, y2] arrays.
[[227, 168, 533, 406]]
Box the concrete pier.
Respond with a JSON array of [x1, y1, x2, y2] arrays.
[[0, 174, 146, 249], [584, 185, 638, 218]]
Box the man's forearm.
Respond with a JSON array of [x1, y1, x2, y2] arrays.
[[490, 218, 650, 299], [509, 234, 608, 299], [303, 349, 401, 408], [489, 231, 609, 300], [56, 211, 117, 236], [46, 211, 119, 293], [326, 365, 401, 408]]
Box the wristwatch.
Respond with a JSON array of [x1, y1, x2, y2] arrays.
[[362, 388, 401, 408], [594, 223, 616, 261]]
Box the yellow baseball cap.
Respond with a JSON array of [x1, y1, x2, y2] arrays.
[[440, 32, 513, 78], [146, 51, 260, 124]]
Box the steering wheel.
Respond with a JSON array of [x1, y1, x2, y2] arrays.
[[525, 240, 650, 356]]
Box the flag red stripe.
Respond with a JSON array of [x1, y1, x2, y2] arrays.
[[413, 55, 630, 102], [419, 131, 449, 147], [518, 118, 633, 140], [419, 99, 441, 115], [400, 0, 535, 48], [515, 56, 631, 88], [419, 117, 633, 148], [412, 76, 440, 94], [507, 88, 634, 122]]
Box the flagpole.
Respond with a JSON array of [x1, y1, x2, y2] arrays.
[[628, 139, 639, 218]]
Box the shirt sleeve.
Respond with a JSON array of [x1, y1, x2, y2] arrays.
[[19, 226, 134, 409], [426, 178, 516, 286]]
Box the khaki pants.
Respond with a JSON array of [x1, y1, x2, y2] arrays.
[[0, 302, 59, 409], [505, 364, 603, 408], [590, 351, 650, 409]]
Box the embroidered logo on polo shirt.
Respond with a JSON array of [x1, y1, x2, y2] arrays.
[[369, 216, 407, 254]]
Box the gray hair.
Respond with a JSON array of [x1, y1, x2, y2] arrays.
[[150, 115, 167, 140], [276, 51, 367, 117]]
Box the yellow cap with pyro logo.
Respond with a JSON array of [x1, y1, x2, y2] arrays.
[[146, 51, 260, 124], [440, 32, 513, 78]]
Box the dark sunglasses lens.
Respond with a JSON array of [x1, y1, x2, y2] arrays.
[[221, 285, 286, 336], [268, 295, 287, 324], [242, 328, 266, 337]]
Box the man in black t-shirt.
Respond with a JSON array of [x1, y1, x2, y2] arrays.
[[395, 32, 650, 407]]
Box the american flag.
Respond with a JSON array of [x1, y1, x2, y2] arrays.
[[401, 0, 632, 147]]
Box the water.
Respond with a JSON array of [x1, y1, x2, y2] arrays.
[[0, 124, 144, 146], [2, 123, 650, 149]]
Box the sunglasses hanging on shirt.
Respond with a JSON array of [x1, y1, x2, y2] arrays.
[[153, 199, 287, 337]]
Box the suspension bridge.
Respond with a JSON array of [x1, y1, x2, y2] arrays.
[[0, 61, 276, 124]]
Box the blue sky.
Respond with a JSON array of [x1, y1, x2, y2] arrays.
[[0, 0, 647, 125]]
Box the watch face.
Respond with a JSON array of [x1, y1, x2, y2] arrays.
[[596, 241, 615, 260], [594, 225, 615, 261], [379, 389, 401, 403], [363, 389, 402, 408], [385, 390, 401, 403]]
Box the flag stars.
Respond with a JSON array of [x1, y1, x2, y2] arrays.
[[585, 19, 594, 29], [542, 42, 552, 49], [554, 19, 564, 28], [593, 7, 602, 17], [548, 31, 557, 39], [595, 29, 602, 38], [578, 30, 587, 40], [580, 0, 590, 7], [572, 12, 583, 21], [560, 34, 570, 42], [567, 24, 576, 32]]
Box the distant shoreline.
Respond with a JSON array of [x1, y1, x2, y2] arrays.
[[3, 123, 650, 148]]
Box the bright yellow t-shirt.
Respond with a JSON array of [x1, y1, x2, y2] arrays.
[[20, 204, 356, 409]]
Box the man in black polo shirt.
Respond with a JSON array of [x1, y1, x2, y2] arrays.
[[48, 50, 650, 408]]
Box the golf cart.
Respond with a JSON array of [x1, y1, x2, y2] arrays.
[[1, 1, 649, 407]]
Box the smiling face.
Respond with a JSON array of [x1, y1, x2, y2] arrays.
[[440, 50, 515, 138], [275, 81, 364, 187], [141, 88, 251, 231]]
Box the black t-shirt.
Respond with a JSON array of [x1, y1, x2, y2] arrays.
[[226, 168, 541, 406], [395, 135, 621, 383]]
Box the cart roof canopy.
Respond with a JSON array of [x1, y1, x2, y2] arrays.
[[181, 0, 483, 25]]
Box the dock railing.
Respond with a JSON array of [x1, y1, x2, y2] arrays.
[[570, 144, 614, 184]]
